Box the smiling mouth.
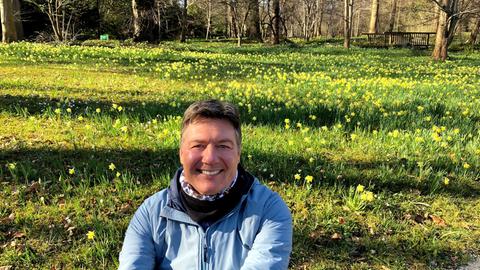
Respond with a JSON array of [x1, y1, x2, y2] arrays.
[[198, 169, 222, 175]]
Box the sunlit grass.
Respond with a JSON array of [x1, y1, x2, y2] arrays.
[[0, 41, 479, 269]]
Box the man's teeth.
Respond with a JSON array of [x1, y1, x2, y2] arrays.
[[201, 170, 221, 175]]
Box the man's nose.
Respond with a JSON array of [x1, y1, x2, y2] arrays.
[[202, 145, 219, 164]]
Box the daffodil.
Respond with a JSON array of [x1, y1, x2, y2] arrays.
[[356, 184, 365, 193], [294, 174, 301, 180], [361, 191, 374, 202], [68, 168, 75, 175], [305, 175, 313, 184], [86, 231, 95, 240], [109, 163, 116, 171], [443, 177, 450, 185]]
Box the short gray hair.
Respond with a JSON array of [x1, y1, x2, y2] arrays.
[[181, 100, 242, 146]]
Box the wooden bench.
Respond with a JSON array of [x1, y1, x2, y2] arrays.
[[363, 32, 436, 49]]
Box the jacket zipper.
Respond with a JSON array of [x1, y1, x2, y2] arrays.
[[203, 241, 208, 263]]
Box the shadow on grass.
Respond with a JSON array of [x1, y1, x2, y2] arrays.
[[1, 146, 479, 269], [292, 227, 470, 269], [0, 145, 478, 200], [2, 92, 479, 134]]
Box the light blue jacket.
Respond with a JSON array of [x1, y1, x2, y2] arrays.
[[119, 171, 293, 270]]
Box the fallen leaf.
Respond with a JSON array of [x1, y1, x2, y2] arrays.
[[58, 197, 66, 208], [338, 217, 345, 224], [120, 203, 132, 213], [429, 215, 447, 227], [13, 232, 25, 238], [0, 213, 14, 225], [331, 232, 342, 240], [0, 265, 13, 270], [26, 182, 40, 194], [308, 228, 325, 240]]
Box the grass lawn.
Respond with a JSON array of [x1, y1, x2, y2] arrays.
[[0, 41, 479, 269]]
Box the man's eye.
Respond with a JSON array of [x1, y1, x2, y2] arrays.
[[218, 145, 231, 149], [192, 144, 204, 149]]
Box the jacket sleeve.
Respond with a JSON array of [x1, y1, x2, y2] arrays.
[[118, 198, 159, 270], [241, 193, 293, 270]]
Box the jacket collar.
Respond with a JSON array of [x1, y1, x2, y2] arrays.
[[160, 165, 256, 226]]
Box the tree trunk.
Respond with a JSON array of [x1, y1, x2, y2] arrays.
[[469, 17, 480, 46], [272, 0, 280, 44], [155, 0, 162, 41], [432, 0, 460, 61], [205, 0, 211, 40], [131, 0, 140, 40], [432, 2, 448, 61], [0, 0, 17, 42], [317, 0, 324, 36], [12, 0, 22, 40], [368, 0, 379, 33], [343, 0, 353, 48], [246, 0, 262, 41], [180, 0, 187, 42], [228, 1, 237, 38], [387, 0, 397, 32]]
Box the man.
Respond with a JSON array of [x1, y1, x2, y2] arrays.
[[119, 100, 292, 269]]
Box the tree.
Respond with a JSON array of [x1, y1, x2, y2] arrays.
[[272, 0, 280, 44], [179, 0, 187, 42], [226, 0, 254, 46], [205, 0, 212, 39], [387, 0, 397, 32], [0, 0, 17, 42], [13, 0, 23, 39], [468, 16, 480, 46], [132, 0, 140, 40], [343, 0, 353, 48], [368, 0, 378, 33], [27, 0, 82, 42], [246, 0, 261, 41]]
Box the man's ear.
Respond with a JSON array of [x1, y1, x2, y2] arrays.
[[179, 147, 184, 165]]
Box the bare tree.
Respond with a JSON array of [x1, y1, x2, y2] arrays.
[[430, 0, 479, 60], [27, 0, 79, 42], [0, 0, 17, 42], [387, 0, 397, 32], [132, 0, 140, 40], [205, 0, 212, 39], [272, 0, 280, 44], [13, 0, 22, 40], [368, 0, 378, 33], [180, 0, 187, 42], [343, 0, 353, 48], [225, 0, 254, 46], [246, 0, 261, 41], [468, 16, 480, 45]]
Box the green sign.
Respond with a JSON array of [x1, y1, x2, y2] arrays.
[[100, 34, 109, 41]]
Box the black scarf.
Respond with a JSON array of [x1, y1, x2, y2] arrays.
[[178, 166, 254, 228]]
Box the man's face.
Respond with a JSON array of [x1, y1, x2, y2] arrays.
[[179, 118, 241, 195]]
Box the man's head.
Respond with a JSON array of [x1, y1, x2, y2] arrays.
[[179, 100, 242, 195]]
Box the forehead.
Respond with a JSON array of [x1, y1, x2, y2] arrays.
[[182, 118, 237, 142]]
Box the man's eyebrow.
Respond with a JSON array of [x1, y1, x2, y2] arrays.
[[188, 139, 234, 144]]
